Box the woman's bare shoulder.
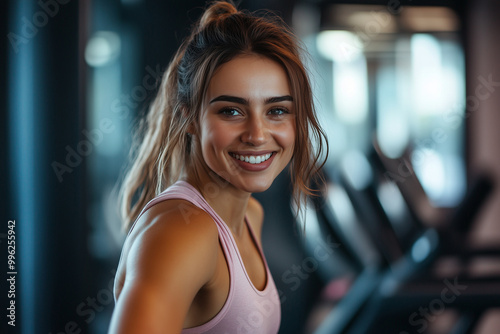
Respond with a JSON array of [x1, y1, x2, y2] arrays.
[[116, 199, 219, 295], [130, 199, 217, 259], [131, 199, 215, 235], [110, 200, 220, 333]]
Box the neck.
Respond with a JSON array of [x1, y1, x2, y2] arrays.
[[183, 166, 251, 237]]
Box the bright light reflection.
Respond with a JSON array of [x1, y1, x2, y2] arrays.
[[328, 185, 357, 229], [377, 182, 406, 221], [333, 57, 369, 124], [412, 149, 446, 203], [327, 184, 379, 266], [341, 151, 373, 191], [85, 31, 121, 67], [411, 34, 443, 116], [377, 65, 410, 158], [411, 229, 439, 263], [411, 235, 431, 262], [303, 201, 322, 240], [292, 199, 322, 241], [316, 30, 363, 63]]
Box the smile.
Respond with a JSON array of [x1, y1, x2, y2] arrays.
[[229, 152, 273, 164]]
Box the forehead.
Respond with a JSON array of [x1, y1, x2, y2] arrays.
[[205, 54, 291, 102]]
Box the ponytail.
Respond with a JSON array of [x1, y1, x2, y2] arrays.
[[119, 46, 187, 230], [198, 0, 237, 29]]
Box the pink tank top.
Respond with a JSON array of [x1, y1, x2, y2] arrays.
[[136, 180, 281, 334]]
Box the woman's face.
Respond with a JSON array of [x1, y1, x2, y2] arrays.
[[196, 54, 296, 194]]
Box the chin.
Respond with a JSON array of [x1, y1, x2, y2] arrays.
[[238, 178, 275, 194]]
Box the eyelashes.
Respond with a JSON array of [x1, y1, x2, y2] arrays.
[[218, 107, 241, 117], [268, 107, 290, 116]]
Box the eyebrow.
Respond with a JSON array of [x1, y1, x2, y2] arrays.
[[209, 95, 293, 105]]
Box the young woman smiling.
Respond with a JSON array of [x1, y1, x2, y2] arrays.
[[109, 1, 327, 333]]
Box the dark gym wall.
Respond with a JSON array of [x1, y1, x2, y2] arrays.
[[5, 1, 88, 333]]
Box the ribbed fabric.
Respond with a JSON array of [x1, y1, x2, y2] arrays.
[[135, 180, 281, 334]]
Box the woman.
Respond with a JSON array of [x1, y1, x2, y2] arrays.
[[109, 1, 327, 333]]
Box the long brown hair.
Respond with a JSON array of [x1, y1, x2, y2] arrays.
[[119, 1, 328, 230]]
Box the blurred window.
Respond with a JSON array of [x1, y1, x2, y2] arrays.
[[296, 4, 465, 207]]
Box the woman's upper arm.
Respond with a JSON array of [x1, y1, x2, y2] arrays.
[[109, 205, 218, 334]]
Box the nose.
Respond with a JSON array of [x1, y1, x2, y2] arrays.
[[241, 115, 267, 146]]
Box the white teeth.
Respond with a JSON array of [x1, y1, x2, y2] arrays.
[[231, 153, 273, 164]]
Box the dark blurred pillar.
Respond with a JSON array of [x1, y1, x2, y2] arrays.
[[1, 0, 9, 213], [7, 1, 88, 333], [466, 0, 500, 245], [1, 1, 12, 332]]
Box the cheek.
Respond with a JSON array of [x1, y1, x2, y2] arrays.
[[275, 122, 296, 154], [200, 121, 235, 154]]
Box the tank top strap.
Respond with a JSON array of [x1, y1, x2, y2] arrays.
[[138, 181, 210, 217], [129, 181, 210, 229]]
